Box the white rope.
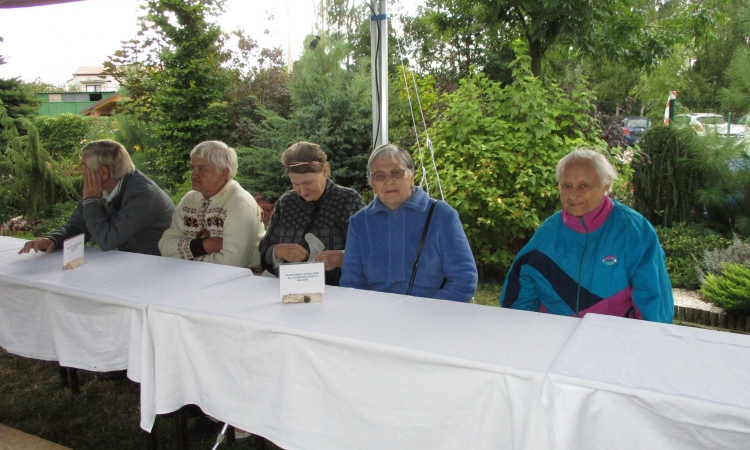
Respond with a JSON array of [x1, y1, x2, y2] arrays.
[[395, 34, 430, 195], [394, 31, 444, 201]]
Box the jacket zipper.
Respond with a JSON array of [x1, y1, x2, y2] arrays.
[[575, 217, 589, 317]]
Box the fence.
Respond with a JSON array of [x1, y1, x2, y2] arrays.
[[674, 306, 749, 333]]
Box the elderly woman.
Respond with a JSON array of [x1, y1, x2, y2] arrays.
[[159, 141, 265, 268], [340, 144, 478, 302], [500, 148, 674, 323], [259, 142, 365, 286]]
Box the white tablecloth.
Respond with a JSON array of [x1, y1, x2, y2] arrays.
[[543, 313, 750, 449], [140, 275, 580, 450], [0, 236, 252, 381]]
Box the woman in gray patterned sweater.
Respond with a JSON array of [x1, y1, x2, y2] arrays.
[[259, 142, 365, 285]]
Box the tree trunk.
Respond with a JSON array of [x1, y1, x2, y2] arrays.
[[529, 40, 543, 77]]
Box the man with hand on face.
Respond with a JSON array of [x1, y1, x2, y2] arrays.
[[159, 141, 264, 268], [19, 139, 174, 256]]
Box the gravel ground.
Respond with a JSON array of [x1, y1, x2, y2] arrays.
[[672, 288, 723, 313]]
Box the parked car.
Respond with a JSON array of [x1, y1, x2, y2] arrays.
[[620, 116, 651, 146], [674, 113, 746, 139]]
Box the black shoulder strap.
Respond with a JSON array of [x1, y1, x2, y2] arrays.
[[407, 200, 438, 296]]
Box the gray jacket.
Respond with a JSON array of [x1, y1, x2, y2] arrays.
[[47, 170, 175, 256]]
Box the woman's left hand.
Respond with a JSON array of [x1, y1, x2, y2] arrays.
[[316, 250, 344, 271]]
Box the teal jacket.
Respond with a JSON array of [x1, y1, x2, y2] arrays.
[[500, 197, 674, 323]]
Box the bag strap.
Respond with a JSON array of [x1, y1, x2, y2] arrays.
[[407, 200, 437, 296]]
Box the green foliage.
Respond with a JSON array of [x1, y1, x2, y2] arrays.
[[719, 45, 750, 115], [423, 41, 603, 276], [685, 136, 750, 236], [234, 145, 289, 203], [700, 263, 750, 314], [655, 223, 730, 289], [631, 125, 704, 227], [144, 0, 230, 187], [0, 105, 77, 217], [700, 234, 750, 278], [34, 113, 89, 159], [248, 38, 373, 201], [28, 201, 78, 237], [0, 78, 40, 122]]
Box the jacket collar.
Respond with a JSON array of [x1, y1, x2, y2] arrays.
[[562, 195, 614, 233], [366, 186, 429, 214]]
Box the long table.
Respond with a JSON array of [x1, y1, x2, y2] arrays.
[[2, 236, 750, 449], [543, 313, 750, 450], [139, 275, 579, 450], [0, 236, 252, 381]]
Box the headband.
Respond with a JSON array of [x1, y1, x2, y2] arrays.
[[286, 161, 325, 168]]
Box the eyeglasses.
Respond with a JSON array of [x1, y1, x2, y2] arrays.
[[369, 168, 407, 182]]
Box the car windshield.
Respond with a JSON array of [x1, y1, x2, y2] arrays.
[[625, 118, 649, 128], [697, 116, 727, 125]]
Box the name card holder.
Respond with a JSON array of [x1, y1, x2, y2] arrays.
[[278, 262, 325, 303], [63, 233, 86, 270]]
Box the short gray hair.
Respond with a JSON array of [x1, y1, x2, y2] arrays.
[[82, 140, 135, 179], [556, 147, 618, 191], [190, 141, 238, 179], [367, 144, 415, 185]]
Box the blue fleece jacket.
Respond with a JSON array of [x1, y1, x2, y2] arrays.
[[500, 197, 674, 323], [341, 187, 478, 302]]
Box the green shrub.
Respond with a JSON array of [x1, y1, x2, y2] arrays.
[[631, 125, 703, 228], [700, 264, 750, 314], [423, 40, 605, 277], [34, 113, 90, 159], [699, 234, 750, 279], [655, 223, 730, 289]]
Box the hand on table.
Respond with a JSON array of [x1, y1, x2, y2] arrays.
[[19, 238, 56, 254], [316, 250, 344, 271], [82, 166, 104, 199], [274, 243, 309, 263]]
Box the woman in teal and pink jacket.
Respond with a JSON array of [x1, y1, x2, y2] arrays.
[[500, 148, 674, 323]]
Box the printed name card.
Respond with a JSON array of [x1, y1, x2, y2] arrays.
[[279, 262, 325, 303], [63, 233, 86, 270]]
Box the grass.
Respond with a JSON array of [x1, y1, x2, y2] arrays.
[[0, 349, 273, 450], [474, 281, 502, 306]]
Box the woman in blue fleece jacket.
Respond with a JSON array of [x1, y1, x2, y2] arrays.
[[340, 144, 478, 302], [500, 148, 674, 323]]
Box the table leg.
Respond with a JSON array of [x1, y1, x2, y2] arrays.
[[145, 425, 157, 450], [58, 366, 68, 389], [174, 407, 188, 450], [68, 368, 79, 394], [226, 425, 235, 445]]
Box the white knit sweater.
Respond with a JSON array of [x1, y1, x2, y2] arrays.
[[159, 180, 264, 268]]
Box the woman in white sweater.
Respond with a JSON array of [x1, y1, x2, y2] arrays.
[[159, 141, 265, 269]]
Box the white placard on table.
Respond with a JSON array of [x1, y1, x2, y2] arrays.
[[63, 233, 86, 270], [278, 262, 325, 303]]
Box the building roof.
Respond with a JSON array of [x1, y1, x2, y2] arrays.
[[81, 93, 121, 117], [72, 65, 107, 76]]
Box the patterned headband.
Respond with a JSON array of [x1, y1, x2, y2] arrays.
[[286, 161, 325, 168]]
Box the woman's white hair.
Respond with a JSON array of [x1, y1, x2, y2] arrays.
[[366, 144, 415, 186], [556, 147, 618, 192], [82, 140, 135, 179], [190, 141, 238, 179]]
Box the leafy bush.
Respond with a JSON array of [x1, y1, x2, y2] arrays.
[[34, 113, 90, 159], [700, 264, 750, 314], [699, 234, 750, 279], [631, 125, 703, 227], [423, 40, 606, 277], [655, 223, 730, 289], [29, 201, 78, 236]]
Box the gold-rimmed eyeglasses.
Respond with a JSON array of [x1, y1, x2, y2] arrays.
[[369, 168, 407, 182]]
